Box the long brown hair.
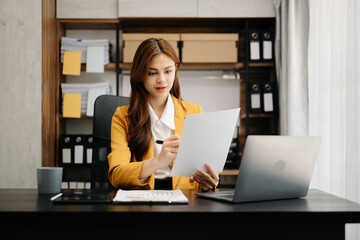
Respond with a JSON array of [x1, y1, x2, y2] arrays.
[[128, 38, 182, 161]]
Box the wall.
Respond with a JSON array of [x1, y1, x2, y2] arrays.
[[0, 0, 42, 188]]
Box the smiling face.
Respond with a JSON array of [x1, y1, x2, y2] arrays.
[[143, 53, 176, 103]]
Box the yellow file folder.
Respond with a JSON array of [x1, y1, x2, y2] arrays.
[[63, 51, 81, 75], [63, 93, 81, 118]]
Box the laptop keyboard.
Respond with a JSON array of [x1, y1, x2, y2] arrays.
[[213, 190, 235, 198]]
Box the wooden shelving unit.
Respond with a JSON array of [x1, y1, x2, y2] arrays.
[[43, 17, 278, 186]]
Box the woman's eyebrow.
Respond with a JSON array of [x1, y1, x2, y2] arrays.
[[149, 65, 174, 71]]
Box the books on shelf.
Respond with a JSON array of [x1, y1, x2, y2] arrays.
[[61, 82, 111, 117], [61, 37, 110, 65]]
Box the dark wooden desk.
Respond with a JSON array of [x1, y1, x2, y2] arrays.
[[1, 189, 360, 239]]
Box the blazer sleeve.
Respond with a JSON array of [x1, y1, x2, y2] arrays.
[[107, 107, 152, 189], [197, 104, 204, 114]]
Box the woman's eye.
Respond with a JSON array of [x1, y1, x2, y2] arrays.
[[165, 70, 172, 74], [148, 72, 157, 76]]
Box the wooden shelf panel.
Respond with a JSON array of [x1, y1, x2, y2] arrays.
[[65, 62, 249, 72], [119, 62, 245, 71], [57, 19, 119, 29], [59, 114, 93, 120], [119, 62, 273, 71], [119, 18, 246, 33], [241, 112, 275, 119], [219, 169, 239, 176], [81, 63, 116, 71], [60, 63, 117, 72], [181, 62, 244, 70], [248, 62, 274, 68]]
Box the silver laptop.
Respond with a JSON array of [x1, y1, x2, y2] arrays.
[[196, 135, 321, 203]]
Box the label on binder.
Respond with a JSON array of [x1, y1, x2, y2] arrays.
[[250, 42, 260, 60], [74, 145, 84, 164], [62, 148, 71, 164], [263, 41, 272, 60], [263, 93, 274, 112], [251, 94, 261, 109]]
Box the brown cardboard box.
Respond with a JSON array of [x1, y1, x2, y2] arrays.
[[181, 33, 238, 63], [122, 33, 180, 63]]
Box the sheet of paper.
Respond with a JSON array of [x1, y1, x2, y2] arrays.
[[63, 93, 82, 118], [61, 82, 111, 115], [62, 51, 82, 75], [171, 108, 240, 177], [86, 46, 105, 73], [113, 189, 188, 204], [86, 87, 107, 116]]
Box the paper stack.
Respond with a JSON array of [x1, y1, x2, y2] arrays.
[[113, 189, 188, 204], [61, 82, 111, 117], [61, 37, 110, 64]]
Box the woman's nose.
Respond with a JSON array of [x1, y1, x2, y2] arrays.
[[156, 73, 166, 83]]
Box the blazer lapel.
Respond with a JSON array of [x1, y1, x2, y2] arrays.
[[172, 95, 186, 136]]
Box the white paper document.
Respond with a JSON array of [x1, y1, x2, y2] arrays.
[[86, 46, 105, 73], [86, 87, 107, 116], [61, 37, 110, 64], [171, 108, 240, 177], [113, 189, 188, 204], [61, 82, 111, 115]]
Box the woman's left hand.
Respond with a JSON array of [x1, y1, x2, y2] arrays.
[[191, 163, 219, 191]]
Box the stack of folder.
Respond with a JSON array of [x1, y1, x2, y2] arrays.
[[60, 37, 110, 64], [61, 82, 111, 117]]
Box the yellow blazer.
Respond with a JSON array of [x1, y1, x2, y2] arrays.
[[108, 95, 203, 190]]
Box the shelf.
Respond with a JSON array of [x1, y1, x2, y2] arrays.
[[81, 63, 116, 71], [119, 18, 246, 33], [60, 63, 117, 72], [119, 62, 244, 71], [241, 112, 275, 119], [219, 169, 239, 176], [60, 114, 93, 120], [248, 62, 274, 68], [181, 62, 244, 70], [119, 62, 275, 71], [58, 19, 119, 30], [64, 62, 249, 72]]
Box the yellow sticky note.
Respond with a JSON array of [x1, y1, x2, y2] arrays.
[[63, 93, 82, 118], [63, 51, 82, 75]]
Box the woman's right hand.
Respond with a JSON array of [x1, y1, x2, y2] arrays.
[[155, 134, 181, 168], [139, 134, 181, 180]]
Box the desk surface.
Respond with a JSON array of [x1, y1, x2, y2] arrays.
[[1, 188, 360, 239], [1, 189, 360, 220]]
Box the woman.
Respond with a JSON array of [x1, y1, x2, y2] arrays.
[[108, 38, 219, 191]]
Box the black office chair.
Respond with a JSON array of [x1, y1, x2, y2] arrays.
[[91, 95, 129, 189]]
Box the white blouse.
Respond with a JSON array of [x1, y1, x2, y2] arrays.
[[148, 94, 175, 180]]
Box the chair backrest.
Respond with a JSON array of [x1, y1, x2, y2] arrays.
[[91, 95, 129, 189]]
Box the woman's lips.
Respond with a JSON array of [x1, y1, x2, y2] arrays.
[[155, 86, 167, 92]]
